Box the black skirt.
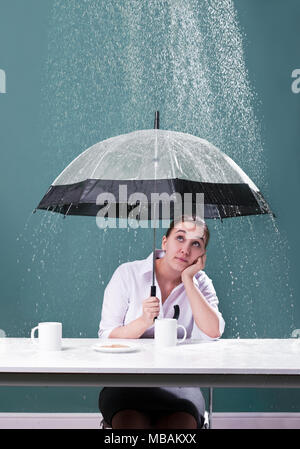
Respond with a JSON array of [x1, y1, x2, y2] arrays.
[[98, 387, 205, 428]]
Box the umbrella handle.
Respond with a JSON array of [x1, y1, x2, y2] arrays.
[[150, 285, 157, 321]]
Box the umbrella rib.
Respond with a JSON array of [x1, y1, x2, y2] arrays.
[[64, 154, 99, 185], [89, 145, 110, 179], [52, 145, 95, 185], [64, 203, 73, 216], [166, 132, 176, 178]]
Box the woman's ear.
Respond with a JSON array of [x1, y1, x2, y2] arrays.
[[161, 235, 167, 251]]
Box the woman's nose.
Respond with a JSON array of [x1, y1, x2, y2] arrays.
[[181, 243, 190, 255]]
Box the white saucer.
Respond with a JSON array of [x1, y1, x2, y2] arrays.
[[91, 344, 140, 353]]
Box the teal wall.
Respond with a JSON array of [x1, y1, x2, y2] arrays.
[[0, 0, 299, 412]]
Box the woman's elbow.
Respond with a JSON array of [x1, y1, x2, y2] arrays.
[[211, 330, 221, 339], [108, 326, 122, 338], [195, 321, 221, 339], [204, 328, 221, 339]]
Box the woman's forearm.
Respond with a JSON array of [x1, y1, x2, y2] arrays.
[[182, 275, 221, 338], [108, 316, 149, 339]]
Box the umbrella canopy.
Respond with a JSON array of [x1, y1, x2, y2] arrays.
[[37, 128, 273, 220]]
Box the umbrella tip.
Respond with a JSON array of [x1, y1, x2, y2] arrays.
[[154, 111, 159, 129]]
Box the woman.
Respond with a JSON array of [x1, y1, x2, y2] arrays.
[[98, 215, 225, 429]]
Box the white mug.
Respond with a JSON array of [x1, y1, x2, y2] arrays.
[[31, 322, 62, 351], [154, 318, 187, 348]]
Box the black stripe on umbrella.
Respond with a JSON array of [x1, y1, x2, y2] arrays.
[[36, 178, 272, 219]]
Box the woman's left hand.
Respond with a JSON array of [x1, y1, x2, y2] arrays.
[[181, 253, 206, 281]]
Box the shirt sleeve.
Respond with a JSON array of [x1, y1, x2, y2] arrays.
[[98, 264, 130, 339], [191, 271, 225, 340]]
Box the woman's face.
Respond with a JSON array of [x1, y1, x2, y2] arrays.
[[161, 221, 206, 273]]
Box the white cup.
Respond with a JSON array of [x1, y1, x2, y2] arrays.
[[154, 318, 187, 348], [31, 322, 62, 351]]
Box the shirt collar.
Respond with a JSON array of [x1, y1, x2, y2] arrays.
[[140, 249, 165, 276]]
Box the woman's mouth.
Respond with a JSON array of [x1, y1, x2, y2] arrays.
[[175, 257, 188, 263]]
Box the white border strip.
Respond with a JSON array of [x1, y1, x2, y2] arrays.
[[0, 413, 101, 429], [0, 413, 299, 429], [213, 412, 300, 429]]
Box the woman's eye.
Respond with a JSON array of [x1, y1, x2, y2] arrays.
[[176, 235, 184, 241]]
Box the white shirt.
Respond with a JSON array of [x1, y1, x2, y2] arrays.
[[98, 249, 225, 340]]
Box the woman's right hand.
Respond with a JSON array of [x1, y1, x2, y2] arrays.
[[141, 296, 160, 327]]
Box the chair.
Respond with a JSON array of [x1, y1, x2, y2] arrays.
[[202, 410, 210, 429], [100, 417, 113, 429]]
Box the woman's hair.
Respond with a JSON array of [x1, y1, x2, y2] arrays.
[[165, 214, 210, 247]]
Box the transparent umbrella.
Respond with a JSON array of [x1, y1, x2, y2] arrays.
[[37, 111, 274, 300]]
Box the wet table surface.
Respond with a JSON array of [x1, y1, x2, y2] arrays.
[[0, 338, 299, 387]]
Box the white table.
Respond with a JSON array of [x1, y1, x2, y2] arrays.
[[0, 338, 299, 388]]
